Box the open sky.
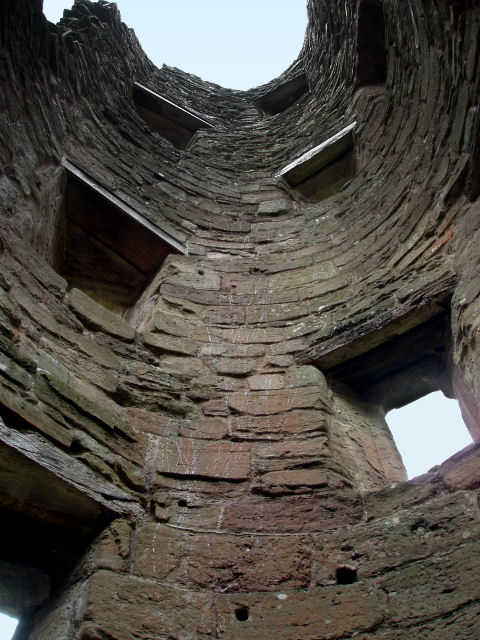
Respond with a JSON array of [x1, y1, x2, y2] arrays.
[[0, 1, 473, 636], [387, 391, 472, 479], [42, 0, 309, 90]]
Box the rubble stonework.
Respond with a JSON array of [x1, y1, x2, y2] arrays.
[[0, 0, 480, 638]]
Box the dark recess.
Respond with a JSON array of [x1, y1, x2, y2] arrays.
[[133, 82, 213, 149], [59, 164, 182, 311], [256, 73, 309, 115], [235, 607, 249, 622], [356, 0, 387, 86], [336, 565, 358, 585], [323, 312, 454, 412]]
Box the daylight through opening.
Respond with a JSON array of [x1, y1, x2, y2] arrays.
[[386, 391, 473, 480], [0, 612, 18, 639], [41, 0, 308, 90]]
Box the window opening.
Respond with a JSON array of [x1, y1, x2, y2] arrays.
[[386, 391, 473, 479], [356, 0, 387, 87], [317, 310, 453, 411], [0, 613, 18, 640], [312, 295, 478, 482], [58, 160, 185, 313], [276, 122, 356, 201], [0, 612, 18, 639], [132, 82, 213, 149], [256, 72, 309, 116]]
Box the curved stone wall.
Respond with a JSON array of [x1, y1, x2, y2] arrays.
[[0, 1, 480, 638]]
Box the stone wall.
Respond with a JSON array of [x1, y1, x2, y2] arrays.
[[0, 0, 479, 638]]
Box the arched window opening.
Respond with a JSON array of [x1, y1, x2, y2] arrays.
[[0, 612, 18, 639], [386, 391, 473, 479]]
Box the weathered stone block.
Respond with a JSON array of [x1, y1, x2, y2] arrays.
[[215, 583, 382, 640], [132, 524, 312, 591], [214, 357, 257, 376], [153, 437, 250, 481], [159, 355, 208, 378], [68, 288, 135, 341], [222, 494, 362, 533], [227, 386, 328, 415], [82, 571, 214, 640], [229, 410, 329, 440], [247, 373, 284, 390], [436, 443, 480, 490], [257, 198, 290, 216], [143, 331, 199, 356], [380, 542, 480, 626]]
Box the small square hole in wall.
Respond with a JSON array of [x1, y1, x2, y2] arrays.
[[56, 161, 185, 314], [386, 391, 472, 479]]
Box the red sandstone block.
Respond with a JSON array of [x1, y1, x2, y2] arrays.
[[132, 524, 312, 591], [256, 468, 330, 491], [215, 584, 383, 640], [229, 410, 329, 440], [436, 443, 480, 490], [68, 288, 135, 341], [227, 386, 324, 415], [83, 570, 214, 639], [379, 542, 480, 626], [247, 373, 284, 390], [154, 437, 250, 481], [312, 491, 480, 587], [222, 494, 362, 534]]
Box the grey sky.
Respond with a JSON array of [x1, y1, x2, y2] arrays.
[[43, 0, 309, 89], [387, 391, 471, 479]]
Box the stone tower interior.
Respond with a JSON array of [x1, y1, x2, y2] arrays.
[[1, 0, 480, 638]]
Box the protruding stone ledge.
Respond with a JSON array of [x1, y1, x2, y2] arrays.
[[305, 277, 455, 373], [256, 73, 309, 115], [276, 122, 356, 186], [436, 443, 480, 490], [68, 288, 136, 341], [133, 82, 214, 149], [63, 160, 186, 258], [0, 419, 144, 527]]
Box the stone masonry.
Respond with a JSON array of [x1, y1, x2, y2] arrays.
[[0, 0, 480, 638]]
